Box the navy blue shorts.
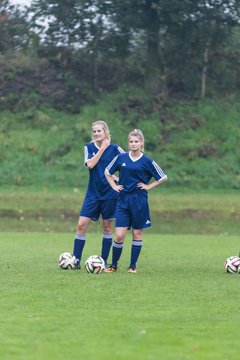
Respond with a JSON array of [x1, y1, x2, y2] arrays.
[[115, 191, 151, 229], [80, 197, 117, 221]]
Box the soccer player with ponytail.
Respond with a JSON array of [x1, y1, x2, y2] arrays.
[[104, 129, 167, 273]]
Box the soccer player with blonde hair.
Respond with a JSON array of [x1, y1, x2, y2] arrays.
[[104, 129, 167, 273], [71, 120, 124, 269]]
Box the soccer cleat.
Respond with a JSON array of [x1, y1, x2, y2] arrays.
[[104, 265, 117, 273], [73, 263, 81, 270], [127, 267, 137, 273], [72, 256, 81, 270]]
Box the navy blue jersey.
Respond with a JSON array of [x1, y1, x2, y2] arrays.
[[106, 152, 167, 194], [84, 142, 124, 200]]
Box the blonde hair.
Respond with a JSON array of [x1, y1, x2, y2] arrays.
[[91, 120, 111, 141], [128, 129, 145, 152]]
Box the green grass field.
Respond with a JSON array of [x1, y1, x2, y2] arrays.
[[1, 188, 240, 235], [1, 232, 240, 360]]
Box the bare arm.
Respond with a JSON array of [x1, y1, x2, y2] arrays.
[[137, 175, 168, 191], [104, 169, 124, 192], [86, 139, 110, 169]]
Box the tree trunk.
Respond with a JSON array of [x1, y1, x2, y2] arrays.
[[201, 40, 210, 99], [144, 0, 162, 92]]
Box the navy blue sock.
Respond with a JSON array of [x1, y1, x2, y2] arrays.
[[73, 234, 86, 263], [112, 241, 124, 268], [101, 233, 112, 264], [130, 240, 142, 269]]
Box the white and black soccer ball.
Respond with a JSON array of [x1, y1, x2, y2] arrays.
[[57, 252, 75, 270], [85, 255, 105, 274], [224, 256, 240, 274]]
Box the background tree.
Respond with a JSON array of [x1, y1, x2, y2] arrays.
[[0, 0, 239, 111], [161, 0, 240, 98], [0, 0, 30, 53]]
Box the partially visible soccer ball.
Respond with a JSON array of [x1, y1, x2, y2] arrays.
[[85, 255, 105, 274], [224, 256, 240, 274], [57, 252, 75, 269]]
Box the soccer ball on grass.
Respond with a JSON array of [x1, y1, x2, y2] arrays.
[[85, 255, 105, 274], [57, 252, 76, 270], [224, 256, 240, 274]]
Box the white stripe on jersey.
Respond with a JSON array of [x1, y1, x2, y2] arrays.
[[84, 145, 88, 164], [117, 146, 125, 153], [152, 160, 166, 179], [106, 155, 118, 173]]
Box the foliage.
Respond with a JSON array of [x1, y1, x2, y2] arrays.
[[0, 1, 239, 111], [0, 91, 240, 189], [0, 2, 240, 190], [0, 0, 30, 52]]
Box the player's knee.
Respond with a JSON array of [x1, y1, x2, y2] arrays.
[[115, 234, 124, 243], [102, 219, 113, 234], [132, 229, 143, 239], [103, 224, 112, 233], [77, 221, 88, 234]]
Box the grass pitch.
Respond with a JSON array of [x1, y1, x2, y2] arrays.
[[0, 232, 239, 360], [1, 188, 240, 235]]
